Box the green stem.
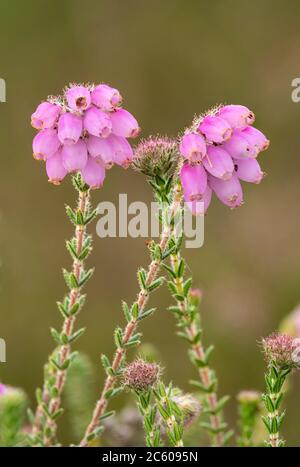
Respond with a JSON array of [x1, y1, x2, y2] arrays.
[[136, 390, 162, 447], [163, 181, 231, 447], [30, 174, 96, 447], [154, 382, 184, 447], [262, 364, 290, 447], [79, 180, 182, 447]]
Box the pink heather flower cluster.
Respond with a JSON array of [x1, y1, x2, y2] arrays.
[[31, 84, 140, 188], [179, 105, 270, 214]]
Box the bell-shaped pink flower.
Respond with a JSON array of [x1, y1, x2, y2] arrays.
[[46, 149, 68, 185], [208, 173, 243, 208], [198, 115, 232, 143], [234, 158, 264, 184], [204, 146, 234, 180], [62, 139, 88, 172], [31, 102, 60, 130], [110, 108, 140, 138], [57, 113, 82, 145], [91, 84, 122, 111], [218, 105, 255, 129], [32, 129, 61, 160], [185, 186, 212, 215], [86, 135, 114, 168], [180, 133, 207, 163], [84, 107, 112, 138], [221, 130, 257, 159], [66, 85, 91, 111], [241, 126, 270, 152], [81, 156, 106, 189], [180, 163, 207, 201], [108, 134, 134, 168]]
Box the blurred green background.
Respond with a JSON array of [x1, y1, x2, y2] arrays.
[[1, 0, 300, 445]]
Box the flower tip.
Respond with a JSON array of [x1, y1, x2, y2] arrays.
[[48, 178, 61, 186], [131, 127, 141, 138]]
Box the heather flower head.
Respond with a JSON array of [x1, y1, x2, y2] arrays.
[[262, 333, 300, 370], [123, 359, 161, 392], [179, 104, 269, 213], [31, 82, 140, 188], [172, 391, 201, 428], [133, 136, 180, 177]]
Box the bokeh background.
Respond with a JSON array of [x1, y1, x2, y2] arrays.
[[1, 0, 300, 445]]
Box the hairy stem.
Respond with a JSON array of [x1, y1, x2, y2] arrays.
[[262, 364, 290, 447], [30, 175, 96, 447], [163, 182, 231, 447], [79, 183, 182, 447]]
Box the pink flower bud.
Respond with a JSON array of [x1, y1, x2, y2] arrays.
[[218, 105, 255, 129], [32, 129, 61, 160], [84, 107, 112, 138], [110, 108, 140, 138], [180, 133, 207, 163], [186, 186, 212, 215], [57, 113, 82, 145], [108, 134, 134, 168], [208, 173, 243, 208], [66, 85, 91, 111], [204, 146, 234, 180], [221, 131, 257, 159], [62, 139, 88, 172], [31, 102, 61, 130], [180, 163, 207, 201], [241, 126, 270, 152], [234, 158, 264, 184], [91, 84, 122, 111], [81, 156, 106, 189], [86, 135, 114, 168], [46, 149, 67, 185], [198, 116, 232, 143]]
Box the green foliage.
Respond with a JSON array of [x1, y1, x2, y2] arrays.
[[262, 364, 291, 447], [64, 353, 96, 442], [0, 387, 28, 447]]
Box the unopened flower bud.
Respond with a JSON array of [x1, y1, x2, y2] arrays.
[[123, 359, 161, 392], [133, 136, 179, 176], [262, 333, 300, 369]]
